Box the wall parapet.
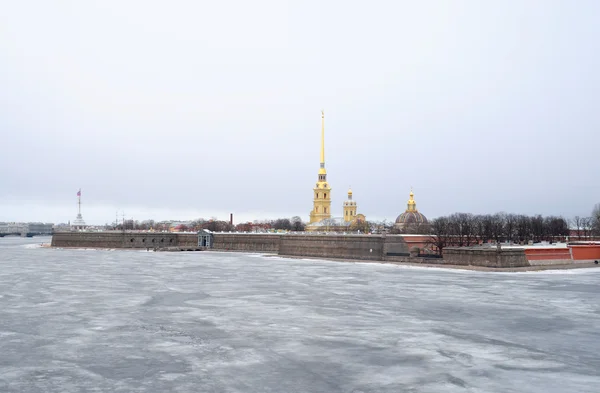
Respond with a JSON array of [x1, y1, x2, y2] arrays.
[[443, 247, 530, 268], [279, 234, 386, 260]]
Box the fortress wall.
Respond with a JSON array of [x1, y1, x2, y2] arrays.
[[123, 233, 179, 249], [51, 232, 126, 248], [567, 244, 600, 261], [443, 248, 530, 268], [213, 233, 281, 252], [399, 235, 435, 253], [384, 255, 445, 264], [279, 234, 385, 260], [176, 233, 199, 248], [51, 232, 179, 249], [383, 235, 410, 254], [52, 232, 552, 268]]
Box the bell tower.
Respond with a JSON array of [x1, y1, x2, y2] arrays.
[[309, 110, 332, 224], [343, 187, 357, 222]]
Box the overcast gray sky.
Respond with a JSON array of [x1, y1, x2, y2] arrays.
[[1, 0, 599, 225]]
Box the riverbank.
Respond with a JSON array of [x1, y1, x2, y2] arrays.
[[271, 254, 600, 272], [45, 242, 600, 272]]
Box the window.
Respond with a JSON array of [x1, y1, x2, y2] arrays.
[[324, 208, 327, 213], [324, 193, 327, 198]]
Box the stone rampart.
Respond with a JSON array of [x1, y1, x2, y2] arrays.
[[176, 233, 199, 248], [279, 234, 385, 260], [213, 233, 280, 252], [384, 255, 444, 264], [52, 232, 552, 268], [51, 231, 179, 249], [443, 247, 530, 268], [382, 235, 410, 255]]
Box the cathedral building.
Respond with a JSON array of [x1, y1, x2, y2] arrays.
[[306, 111, 366, 232], [308, 110, 332, 225]]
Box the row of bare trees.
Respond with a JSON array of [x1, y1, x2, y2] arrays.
[[570, 215, 597, 240], [429, 213, 571, 255], [114, 219, 236, 232]]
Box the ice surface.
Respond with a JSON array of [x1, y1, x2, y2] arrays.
[[1, 236, 600, 393]]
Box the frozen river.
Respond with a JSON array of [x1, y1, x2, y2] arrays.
[[1, 237, 600, 393]]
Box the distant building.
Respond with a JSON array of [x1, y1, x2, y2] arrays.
[[26, 222, 54, 235], [0, 222, 53, 236]]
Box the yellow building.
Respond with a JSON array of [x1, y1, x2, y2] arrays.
[[343, 187, 357, 222], [308, 110, 332, 224]]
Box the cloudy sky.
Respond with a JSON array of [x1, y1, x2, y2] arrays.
[[1, 0, 599, 225]]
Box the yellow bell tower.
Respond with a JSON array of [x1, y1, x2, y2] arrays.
[[343, 187, 357, 222], [309, 110, 332, 224]]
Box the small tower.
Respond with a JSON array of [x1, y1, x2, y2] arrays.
[[72, 188, 87, 230], [309, 110, 332, 224], [343, 187, 357, 222]]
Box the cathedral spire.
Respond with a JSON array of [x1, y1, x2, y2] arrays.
[[309, 110, 331, 225], [320, 109, 325, 169]]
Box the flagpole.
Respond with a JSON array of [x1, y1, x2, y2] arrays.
[[78, 189, 81, 216]]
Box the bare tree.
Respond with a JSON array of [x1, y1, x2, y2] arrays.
[[515, 215, 531, 244], [291, 216, 305, 232], [592, 204, 600, 235], [571, 216, 583, 240], [428, 217, 451, 256], [273, 218, 292, 231], [544, 216, 569, 241], [349, 218, 371, 233], [202, 220, 234, 232], [235, 222, 253, 232], [581, 216, 594, 239], [504, 214, 518, 243]]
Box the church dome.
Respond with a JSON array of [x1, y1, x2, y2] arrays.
[[394, 188, 428, 229], [395, 211, 428, 225]]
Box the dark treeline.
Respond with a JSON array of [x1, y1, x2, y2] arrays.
[[115, 219, 236, 232], [114, 216, 307, 232], [429, 213, 571, 255]]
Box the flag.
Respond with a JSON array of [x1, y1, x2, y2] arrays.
[[77, 189, 81, 197]]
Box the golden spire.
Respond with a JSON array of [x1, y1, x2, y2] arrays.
[[320, 109, 325, 167], [318, 109, 326, 176], [348, 186, 353, 199]]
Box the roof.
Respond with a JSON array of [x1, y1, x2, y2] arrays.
[[395, 211, 428, 224]]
